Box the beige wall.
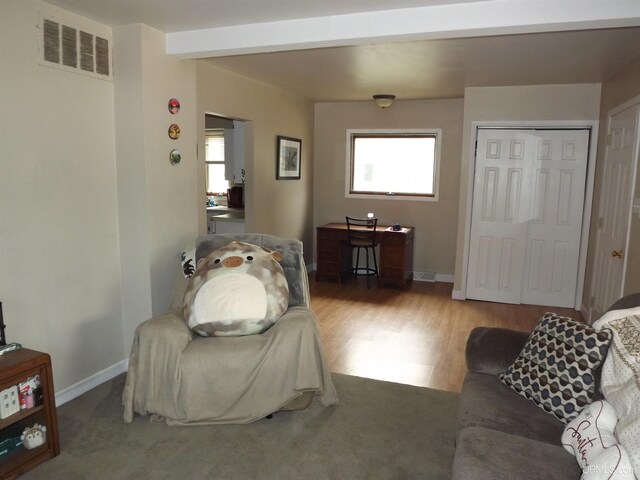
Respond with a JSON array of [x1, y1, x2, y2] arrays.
[[314, 99, 464, 275], [0, 1, 124, 390], [453, 84, 602, 297], [196, 62, 315, 262], [587, 57, 640, 298], [113, 24, 199, 348], [0, 0, 314, 395]]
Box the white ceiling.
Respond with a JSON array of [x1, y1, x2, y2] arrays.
[[42, 0, 640, 101]]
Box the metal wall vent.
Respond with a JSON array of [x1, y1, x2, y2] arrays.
[[39, 15, 112, 81]]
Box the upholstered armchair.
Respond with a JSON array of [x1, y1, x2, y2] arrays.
[[122, 234, 338, 425]]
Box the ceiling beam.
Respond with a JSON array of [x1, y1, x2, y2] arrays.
[[167, 0, 640, 59]]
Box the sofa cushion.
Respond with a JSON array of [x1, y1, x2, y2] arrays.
[[452, 426, 580, 480], [456, 372, 565, 446], [499, 312, 612, 423]]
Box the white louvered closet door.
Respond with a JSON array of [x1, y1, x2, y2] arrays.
[[466, 128, 590, 308]]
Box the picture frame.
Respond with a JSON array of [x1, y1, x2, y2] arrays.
[[276, 135, 302, 180]]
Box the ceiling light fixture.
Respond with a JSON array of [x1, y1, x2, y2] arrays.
[[373, 94, 396, 109]]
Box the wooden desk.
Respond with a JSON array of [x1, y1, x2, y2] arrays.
[[316, 223, 414, 288]]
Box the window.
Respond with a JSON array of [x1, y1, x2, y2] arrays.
[[346, 129, 441, 201], [205, 130, 228, 195]]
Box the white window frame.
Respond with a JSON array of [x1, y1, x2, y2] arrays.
[[205, 129, 227, 195], [345, 129, 441, 202]]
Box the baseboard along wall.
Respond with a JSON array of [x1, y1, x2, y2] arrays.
[[55, 358, 128, 407], [307, 264, 453, 284]]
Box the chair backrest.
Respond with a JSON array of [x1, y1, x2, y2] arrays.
[[195, 234, 310, 308], [345, 216, 378, 247]]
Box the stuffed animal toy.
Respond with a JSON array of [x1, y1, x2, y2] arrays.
[[21, 423, 46, 449], [183, 241, 289, 337]]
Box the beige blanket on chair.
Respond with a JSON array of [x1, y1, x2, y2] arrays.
[[122, 306, 338, 425]]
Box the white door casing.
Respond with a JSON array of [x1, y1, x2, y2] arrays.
[[466, 128, 590, 307], [591, 103, 640, 319]]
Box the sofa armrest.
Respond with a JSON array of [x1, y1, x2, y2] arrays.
[[465, 327, 529, 376], [607, 293, 640, 311]]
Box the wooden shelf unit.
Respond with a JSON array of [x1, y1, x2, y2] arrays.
[[0, 349, 59, 479]]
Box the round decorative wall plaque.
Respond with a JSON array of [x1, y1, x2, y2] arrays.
[[168, 98, 180, 114], [169, 149, 181, 165], [168, 123, 180, 140]]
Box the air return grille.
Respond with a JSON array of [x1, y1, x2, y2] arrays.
[[39, 15, 112, 81]]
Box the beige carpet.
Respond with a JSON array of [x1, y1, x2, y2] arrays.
[[23, 373, 459, 479]]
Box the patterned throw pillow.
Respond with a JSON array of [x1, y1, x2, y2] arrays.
[[499, 312, 612, 424], [180, 246, 196, 278]]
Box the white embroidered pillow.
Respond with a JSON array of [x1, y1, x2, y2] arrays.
[[561, 400, 635, 479], [593, 308, 640, 478]]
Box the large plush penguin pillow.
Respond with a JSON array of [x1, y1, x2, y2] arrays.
[[183, 241, 289, 337]]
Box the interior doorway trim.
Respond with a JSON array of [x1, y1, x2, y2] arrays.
[[459, 120, 599, 309], [587, 93, 640, 322]]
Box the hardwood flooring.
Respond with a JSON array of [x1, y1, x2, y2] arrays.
[[309, 276, 582, 393]]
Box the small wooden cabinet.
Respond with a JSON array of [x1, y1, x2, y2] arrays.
[[0, 349, 59, 479], [316, 223, 414, 288]]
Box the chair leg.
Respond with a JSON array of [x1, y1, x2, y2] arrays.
[[373, 248, 379, 278], [354, 247, 360, 280], [366, 247, 371, 288]]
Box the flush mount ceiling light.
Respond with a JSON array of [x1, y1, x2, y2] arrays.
[[373, 94, 396, 109]]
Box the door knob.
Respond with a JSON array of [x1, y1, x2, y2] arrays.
[[611, 249, 624, 259]]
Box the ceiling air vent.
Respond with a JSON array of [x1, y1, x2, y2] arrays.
[[39, 13, 112, 81]]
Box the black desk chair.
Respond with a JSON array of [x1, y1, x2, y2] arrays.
[[345, 216, 379, 288]]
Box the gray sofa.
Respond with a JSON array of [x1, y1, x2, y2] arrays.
[[452, 294, 640, 480]]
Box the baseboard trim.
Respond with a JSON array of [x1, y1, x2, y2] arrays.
[[435, 273, 454, 284], [413, 271, 454, 283], [451, 289, 465, 300], [55, 358, 128, 407]]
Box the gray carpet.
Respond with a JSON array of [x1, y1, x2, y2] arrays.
[[23, 373, 459, 479]]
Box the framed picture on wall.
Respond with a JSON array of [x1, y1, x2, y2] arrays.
[[276, 135, 302, 180]]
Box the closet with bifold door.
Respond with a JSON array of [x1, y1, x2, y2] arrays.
[[466, 127, 590, 308]]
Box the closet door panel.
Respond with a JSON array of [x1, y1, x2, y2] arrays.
[[467, 128, 589, 308]]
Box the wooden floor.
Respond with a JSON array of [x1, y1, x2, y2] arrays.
[[309, 276, 582, 393]]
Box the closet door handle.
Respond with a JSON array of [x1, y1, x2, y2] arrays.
[[611, 249, 624, 259]]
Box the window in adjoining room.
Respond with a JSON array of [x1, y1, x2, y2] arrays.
[[205, 130, 228, 195], [346, 129, 441, 201]]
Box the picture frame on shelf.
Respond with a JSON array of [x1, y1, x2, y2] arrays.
[[276, 135, 301, 180]]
